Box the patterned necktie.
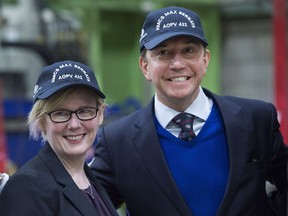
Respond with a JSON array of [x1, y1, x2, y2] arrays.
[[172, 112, 196, 141]]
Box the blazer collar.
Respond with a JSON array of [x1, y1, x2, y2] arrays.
[[131, 99, 193, 216], [133, 90, 252, 216], [204, 89, 252, 215]]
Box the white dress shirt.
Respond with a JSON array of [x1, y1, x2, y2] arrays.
[[154, 87, 213, 137]]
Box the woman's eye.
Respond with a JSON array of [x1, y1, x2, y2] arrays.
[[79, 108, 91, 114], [54, 111, 69, 116]]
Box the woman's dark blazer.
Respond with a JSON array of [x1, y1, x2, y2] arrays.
[[0, 144, 118, 216], [91, 88, 288, 216]]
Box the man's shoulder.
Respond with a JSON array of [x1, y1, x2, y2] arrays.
[[222, 95, 273, 110], [204, 88, 273, 108]]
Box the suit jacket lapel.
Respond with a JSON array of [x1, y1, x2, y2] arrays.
[[132, 99, 193, 216], [131, 91, 253, 215], [39, 144, 100, 216], [204, 89, 252, 215]]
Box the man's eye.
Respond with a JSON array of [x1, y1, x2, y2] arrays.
[[183, 47, 194, 54], [158, 50, 170, 56], [155, 50, 173, 60]]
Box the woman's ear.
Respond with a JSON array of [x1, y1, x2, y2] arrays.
[[38, 118, 46, 133], [97, 104, 106, 126]]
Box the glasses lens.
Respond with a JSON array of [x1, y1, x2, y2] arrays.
[[48, 107, 98, 123], [77, 107, 97, 120], [50, 110, 71, 122]]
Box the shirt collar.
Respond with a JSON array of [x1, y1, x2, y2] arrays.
[[154, 87, 213, 128]]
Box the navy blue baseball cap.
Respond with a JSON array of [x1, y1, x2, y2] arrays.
[[32, 60, 105, 104], [139, 6, 208, 51]]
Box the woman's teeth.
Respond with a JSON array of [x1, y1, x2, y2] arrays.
[[65, 135, 83, 140]]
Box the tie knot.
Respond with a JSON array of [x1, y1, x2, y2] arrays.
[[172, 113, 195, 131], [172, 113, 196, 141]]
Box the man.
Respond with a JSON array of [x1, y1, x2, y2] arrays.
[[90, 6, 288, 216]]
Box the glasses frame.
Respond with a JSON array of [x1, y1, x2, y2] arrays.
[[46, 106, 99, 123]]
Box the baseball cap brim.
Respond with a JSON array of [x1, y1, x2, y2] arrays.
[[143, 32, 208, 50], [35, 82, 105, 103]]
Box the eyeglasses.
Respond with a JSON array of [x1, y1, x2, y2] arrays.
[[46, 107, 99, 123]]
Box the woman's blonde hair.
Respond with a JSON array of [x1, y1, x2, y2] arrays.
[[27, 86, 105, 142]]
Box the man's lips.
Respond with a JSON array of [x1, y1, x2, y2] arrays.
[[169, 76, 189, 82]]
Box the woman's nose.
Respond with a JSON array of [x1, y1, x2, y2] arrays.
[[68, 113, 81, 128]]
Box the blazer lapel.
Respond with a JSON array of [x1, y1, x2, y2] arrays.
[[130, 91, 253, 216], [132, 99, 193, 216], [39, 144, 100, 216], [63, 183, 100, 216], [204, 90, 252, 215], [85, 165, 119, 216]]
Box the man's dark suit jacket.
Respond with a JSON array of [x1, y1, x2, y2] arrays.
[[91, 89, 288, 216], [0, 144, 118, 216]]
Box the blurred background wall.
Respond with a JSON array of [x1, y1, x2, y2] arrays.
[[0, 0, 287, 214], [0, 0, 287, 190]]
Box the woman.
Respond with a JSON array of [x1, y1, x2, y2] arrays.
[[0, 60, 118, 216]]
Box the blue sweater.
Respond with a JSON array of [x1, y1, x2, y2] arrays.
[[155, 105, 229, 216]]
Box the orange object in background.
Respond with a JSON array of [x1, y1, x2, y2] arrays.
[[273, 0, 288, 144]]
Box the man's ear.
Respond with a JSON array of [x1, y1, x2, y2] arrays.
[[204, 49, 211, 70], [139, 56, 152, 81]]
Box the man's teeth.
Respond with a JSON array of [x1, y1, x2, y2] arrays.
[[171, 77, 187, 82], [66, 135, 83, 140]]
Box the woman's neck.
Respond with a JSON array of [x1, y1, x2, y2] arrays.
[[58, 154, 89, 189]]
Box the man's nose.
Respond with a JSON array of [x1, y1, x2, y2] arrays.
[[170, 53, 185, 69]]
